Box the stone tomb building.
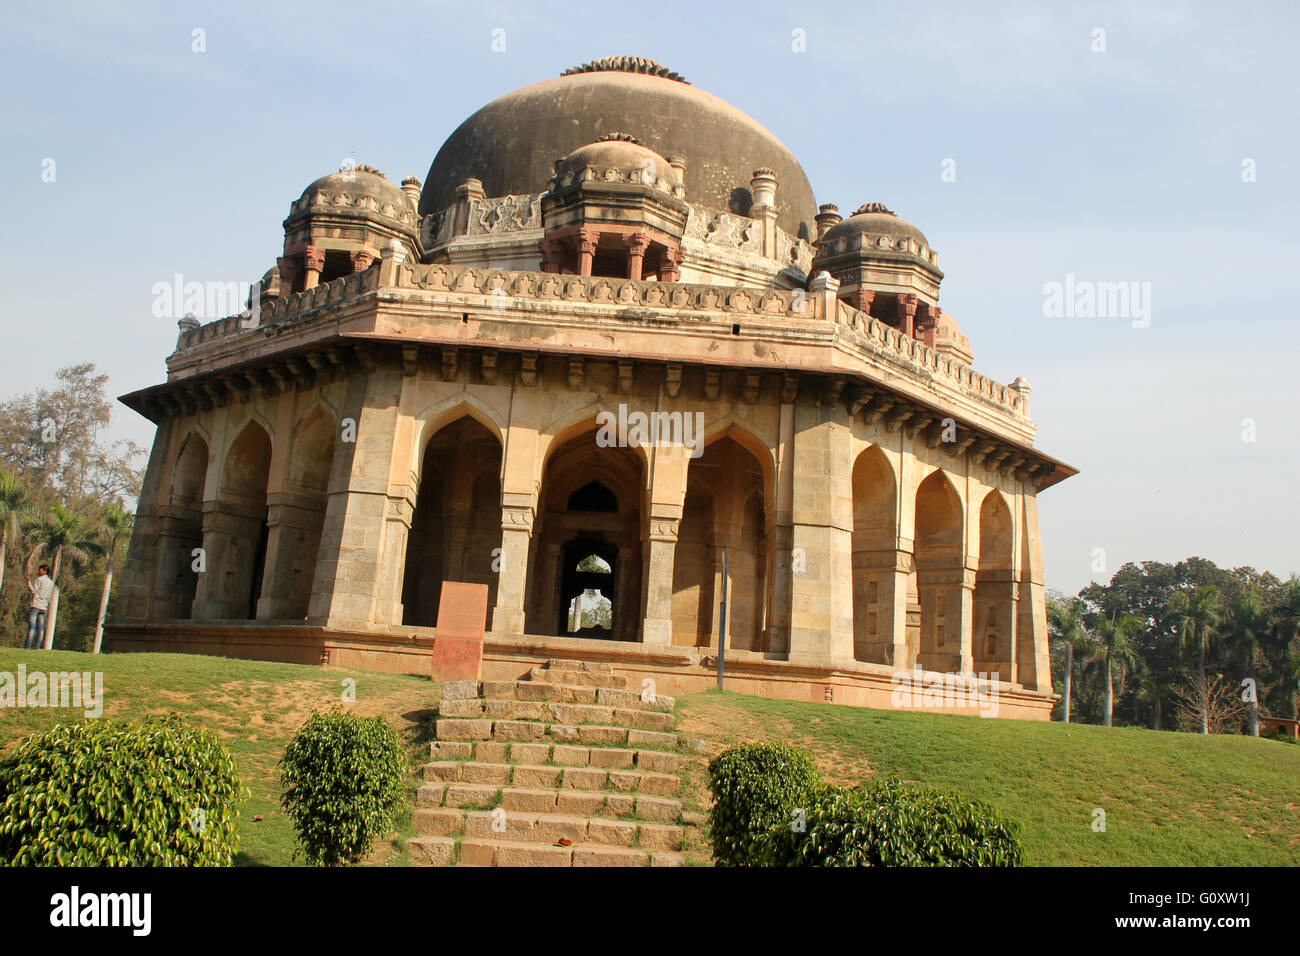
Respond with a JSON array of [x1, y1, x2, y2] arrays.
[[111, 57, 1075, 719]]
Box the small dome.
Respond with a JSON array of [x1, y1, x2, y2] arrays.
[[296, 164, 411, 220], [555, 135, 679, 185], [819, 203, 929, 248]]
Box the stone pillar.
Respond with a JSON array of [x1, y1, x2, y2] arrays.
[[193, 500, 265, 620], [454, 178, 485, 237], [400, 175, 422, 212], [787, 402, 855, 664], [625, 233, 651, 281], [491, 505, 533, 635], [850, 288, 875, 315], [350, 250, 375, 274], [151, 511, 203, 618], [898, 293, 918, 338], [916, 566, 975, 674], [115, 416, 173, 622], [853, 548, 912, 668], [577, 228, 598, 277], [767, 400, 796, 656], [973, 571, 1018, 682], [302, 245, 325, 290], [810, 271, 840, 320], [641, 515, 679, 646], [308, 367, 407, 628], [814, 203, 842, 240], [256, 493, 328, 620], [1016, 494, 1052, 691], [750, 168, 779, 258]]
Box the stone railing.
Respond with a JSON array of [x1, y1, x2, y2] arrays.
[[833, 301, 1024, 415], [173, 267, 380, 352], [168, 258, 1025, 419]]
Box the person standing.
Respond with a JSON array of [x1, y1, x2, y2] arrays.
[[26, 564, 54, 649]]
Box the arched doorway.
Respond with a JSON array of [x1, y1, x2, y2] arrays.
[[529, 428, 644, 641], [401, 416, 503, 626], [914, 469, 965, 672], [851, 445, 899, 664], [974, 490, 1016, 681], [670, 435, 769, 650], [559, 538, 616, 637], [156, 432, 208, 618], [196, 420, 271, 620]]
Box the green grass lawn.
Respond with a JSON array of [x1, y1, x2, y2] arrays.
[[675, 690, 1300, 866], [0, 648, 439, 866], [2, 649, 1295, 866]]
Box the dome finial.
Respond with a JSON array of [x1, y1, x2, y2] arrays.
[[561, 55, 689, 84], [853, 201, 895, 216]]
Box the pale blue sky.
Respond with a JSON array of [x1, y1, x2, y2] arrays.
[[2, 1, 1296, 595]]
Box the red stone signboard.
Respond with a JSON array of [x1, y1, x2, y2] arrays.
[[430, 581, 489, 681]]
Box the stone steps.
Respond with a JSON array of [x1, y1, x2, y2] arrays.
[[406, 659, 692, 867], [435, 717, 678, 747], [422, 760, 681, 794], [411, 807, 685, 850], [408, 836, 683, 868], [428, 740, 679, 773], [416, 783, 682, 821]]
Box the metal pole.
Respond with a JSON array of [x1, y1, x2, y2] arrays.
[[716, 547, 729, 691]]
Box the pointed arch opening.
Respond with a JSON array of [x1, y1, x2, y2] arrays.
[[401, 416, 503, 627], [671, 435, 769, 650], [157, 432, 209, 618], [914, 469, 965, 672], [851, 445, 899, 664]]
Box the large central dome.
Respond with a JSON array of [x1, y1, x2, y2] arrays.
[[420, 57, 818, 240]]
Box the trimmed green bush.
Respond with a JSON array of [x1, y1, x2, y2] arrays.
[[759, 777, 1024, 867], [707, 742, 822, 866], [0, 716, 241, 866], [279, 709, 409, 866]]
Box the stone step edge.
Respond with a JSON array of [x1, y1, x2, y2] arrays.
[[410, 807, 685, 848], [435, 719, 678, 743], [440, 693, 676, 716], [407, 836, 684, 868], [429, 741, 680, 770], [421, 763, 682, 795], [417, 784, 682, 820]]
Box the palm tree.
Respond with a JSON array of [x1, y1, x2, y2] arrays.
[[91, 502, 133, 654], [1048, 598, 1090, 723], [1170, 586, 1222, 734], [1136, 673, 1173, 730], [1222, 586, 1267, 736], [1089, 612, 1142, 728], [24, 501, 98, 649], [0, 470, 27, 596]]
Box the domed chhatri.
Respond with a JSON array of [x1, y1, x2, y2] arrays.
[[112, 57, 1075, 732]]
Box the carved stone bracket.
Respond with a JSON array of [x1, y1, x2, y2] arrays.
[[665, 362, 682, 398]]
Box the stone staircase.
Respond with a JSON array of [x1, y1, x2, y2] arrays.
[[407, 659, 689, 867]]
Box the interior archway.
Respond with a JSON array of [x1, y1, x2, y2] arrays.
[[851, 445, 898, 664], [974, 490, 1016, 681], [914, 469, 964, 672]]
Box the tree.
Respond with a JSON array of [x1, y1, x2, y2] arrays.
[[1169, 586, 1221, 734], [1221, 587, 1268, 736], [1089, 612, 1142, 728], [1047, 597, 1090, 723], [0, 363, 144, 504], [0, 470, 27, 598], [23, 501, 98, 649], [90, 501, 133, 654], [1171, 673, 1248, 735], [1135, 672, 1174, 730]]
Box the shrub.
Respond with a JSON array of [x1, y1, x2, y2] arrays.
[[707, 742, 822, 866], [760, 777, 1024, 867], [0, 716, 241, 866], [279, 709, 409, 866]]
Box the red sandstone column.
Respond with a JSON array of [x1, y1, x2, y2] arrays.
[[898, 294, 918, 338], [852, 289, 875, 315], [577, 228, 598, 277], [350, 250, 375, 274], [625, 233, 651, 281], [302, 245, 325, 290]]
